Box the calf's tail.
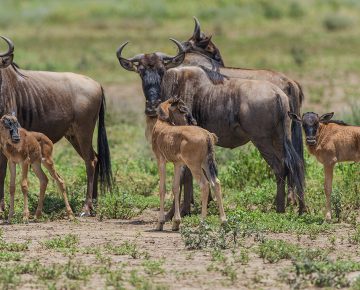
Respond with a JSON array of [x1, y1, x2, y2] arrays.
[[203, 133, 218, 187]]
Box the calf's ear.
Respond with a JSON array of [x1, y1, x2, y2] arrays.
[[319, 112, 334, 122], [288, 112, 302, 123]]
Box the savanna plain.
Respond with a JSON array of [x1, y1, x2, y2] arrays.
[[1, 0, 360, 289]]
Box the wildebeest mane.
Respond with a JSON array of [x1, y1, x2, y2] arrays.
[[199, 65, 229, 85]]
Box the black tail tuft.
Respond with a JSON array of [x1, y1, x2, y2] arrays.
[[288, 82, 305, 166], [97, 87, 112, 192]]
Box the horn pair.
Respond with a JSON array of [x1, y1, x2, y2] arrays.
[[116, 38, 185, 69]]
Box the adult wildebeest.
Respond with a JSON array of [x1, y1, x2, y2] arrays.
[[162, 18, 306, 216], [0, 36, 112, 216], [289, 111, 359, 221], [116, 42, 306, 214]]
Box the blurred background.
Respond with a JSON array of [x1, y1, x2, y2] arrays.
[[1, 0, 360, 219]]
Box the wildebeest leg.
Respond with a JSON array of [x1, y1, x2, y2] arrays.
[[191, 168, 210, 221], [8, 161, 16, 223], [324, 163, 334, 221], [156, 157, 166, 231], [20, 163, 30, 223], [287, 178, 297, 206], [212, 179, 227, 224], [92, 156, 99, 200], [0, 153, 7, 216], [253, 139, 286, 213], [32, 162, 49, 220], [66, 135, 97, 216], [42, 157, 74, 219], [172, 164, 182, 231]]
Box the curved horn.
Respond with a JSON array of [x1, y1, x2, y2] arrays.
[[116, 41, 144, 72], [169, 38, 185, 54], [0, 36, 14, 57], [193, 16, 201, 41]]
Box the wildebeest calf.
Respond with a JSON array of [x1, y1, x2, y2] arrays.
[[289, 111, 358, 220], [0, 114, 74, 223], [152, 98, 226, 231]]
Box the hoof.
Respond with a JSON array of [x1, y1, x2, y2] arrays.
[[155, 222, 164, 231], [172, 220, 180, 231]]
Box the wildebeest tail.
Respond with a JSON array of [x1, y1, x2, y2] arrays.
[[277, 95, 305, 196], [204, 133, 218, 186], [287, 81, 304, 166], [97, 87, 112, 191]]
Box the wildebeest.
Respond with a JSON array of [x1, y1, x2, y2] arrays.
[[178, 18, 305, 204], [152, 98, 226, 230], [289, 111, 359, 220], [0, 36, 112, 216], [117, 43, 306, 214], [0, 114, 74, 223]]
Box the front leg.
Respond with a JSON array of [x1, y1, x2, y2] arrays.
[[0, 153, 8, 216], [8, 161, 16, 223], [324, 164, 335, 221], [172, 164, 182, 231], [21, 163, 30, 223], [156, 157, 166, 231]]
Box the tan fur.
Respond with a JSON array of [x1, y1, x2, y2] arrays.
[[307, 123, 360, 220], [152, 99, 226, 231], [0, 115, 74, 223]]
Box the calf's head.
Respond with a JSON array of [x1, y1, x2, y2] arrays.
[[180, 17, 224, 66], [158, 98, 197, 126], [288, 111, 334, 146], [116, 40, 185, 117], [0, 113, 21, 143]]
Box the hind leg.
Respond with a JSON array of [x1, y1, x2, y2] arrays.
[[189, 165, 210, 220], [212, 179, 227, 224], [42, 157, 74, 219], [66, 134, 97, 216], [32, 162, 48, 219], [253, 138, 286, 213]]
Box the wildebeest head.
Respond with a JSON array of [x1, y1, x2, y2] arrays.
[[0, 113, 21, 143], [288, 111, 334, 146], [180, 17, 224, 66], [158, 98, 197, 126], [116, 40, 185, 117], [0, 36, 14, 69]]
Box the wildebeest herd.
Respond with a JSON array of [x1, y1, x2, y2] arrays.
[[0, 18, 356, 228]]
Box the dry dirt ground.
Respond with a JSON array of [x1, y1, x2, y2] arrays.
[[2, 209, 360, 290]]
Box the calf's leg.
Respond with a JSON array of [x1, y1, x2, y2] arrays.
[[32, 162, 48, 219], [20, 163, 30, 223], [324, 164, 334, 221], [172, 164, 182, 231], [42, 158, 74, 219], [213, 179, 227, 224], [8, 162, 16, 223], [156, 158, 166, 231]]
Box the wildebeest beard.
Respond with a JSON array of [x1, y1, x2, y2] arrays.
[[141, 68, 164, 116]]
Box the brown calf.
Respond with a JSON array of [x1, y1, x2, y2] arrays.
[[0, 114, 74, 223], [289, 111, 357, 220], [152, 98, 226, 231]]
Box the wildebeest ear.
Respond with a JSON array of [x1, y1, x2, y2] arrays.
[[164, 53, 185, 69], [157, 107, 169, 122], [118, 59, 137, 72], [319, 112, 334, 122], [288, 112, 302, 123], [0, 54, 14, 69], [197, 36, 212, 49]]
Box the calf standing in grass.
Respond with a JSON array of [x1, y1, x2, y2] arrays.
[[152, 98, 226, 231], [0, 114, 74, 223], [289, 111, 359, 220]]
